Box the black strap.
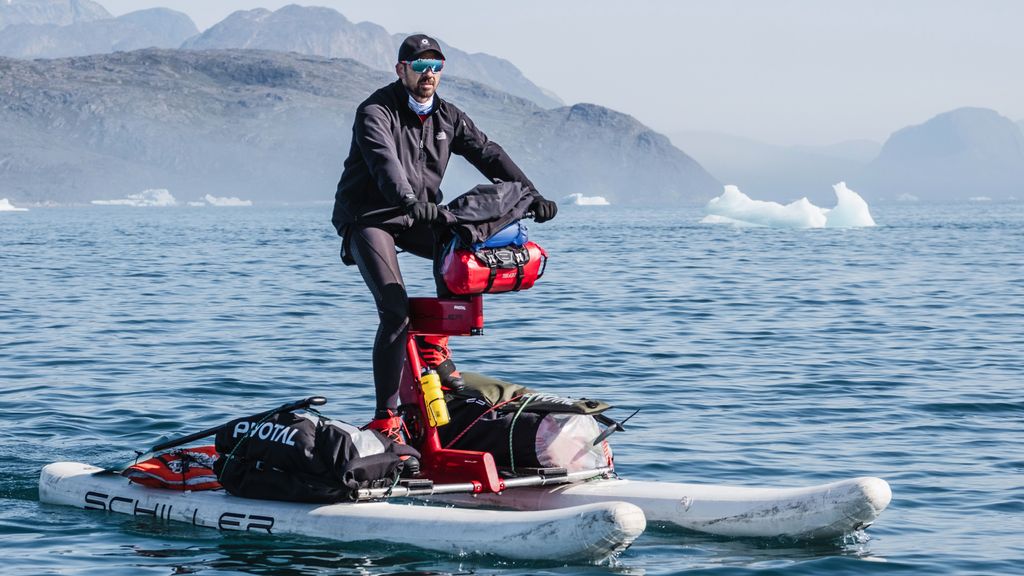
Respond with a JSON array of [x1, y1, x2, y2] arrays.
[[474, 246, 532, 293], [485, 265, 498, 293], [475, 249, 498, 293], [511, 247, 528, 291], [512, 263, 525, 291]]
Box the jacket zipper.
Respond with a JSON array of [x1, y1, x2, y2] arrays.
[[418, 117, 428, 200]]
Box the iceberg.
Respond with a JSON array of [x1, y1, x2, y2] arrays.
[[564, 193, 610, 206], [702, 182, 875, 228], [0, 198, 29, 212], [203, 194, 253, 207], [92, 189, 177, 207]]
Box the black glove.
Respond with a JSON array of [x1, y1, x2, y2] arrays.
[[530, 197, 558, 223], [402, 197, 440, 223]]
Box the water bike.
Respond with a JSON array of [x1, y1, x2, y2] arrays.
[[39, 215, 891, 561]]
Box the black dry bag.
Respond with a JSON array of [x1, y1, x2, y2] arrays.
[[214, 410, 419, 503]]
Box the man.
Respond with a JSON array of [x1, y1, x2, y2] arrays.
[[332, 34, 557, 440]]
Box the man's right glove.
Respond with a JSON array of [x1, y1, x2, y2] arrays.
[[530, 197, 558, 223], [402, 196, 440, 223]]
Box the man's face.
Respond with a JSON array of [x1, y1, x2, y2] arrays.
[[396, 50, 443, 102]]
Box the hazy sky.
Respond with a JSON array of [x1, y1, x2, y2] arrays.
[[98, 0, 1024, 146]]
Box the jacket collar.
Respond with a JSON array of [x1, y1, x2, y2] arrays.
[[389, 80, 444, 117]]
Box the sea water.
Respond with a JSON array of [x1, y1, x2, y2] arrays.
[[1, 201, 1022, 575]]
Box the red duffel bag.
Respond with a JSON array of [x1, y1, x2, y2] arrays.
[[439, 241, 547, 295], [122, 446, 221, 491]]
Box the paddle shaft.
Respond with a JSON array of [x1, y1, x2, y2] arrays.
[[96, 396, 328, 475], [149, 396, 326, 453]]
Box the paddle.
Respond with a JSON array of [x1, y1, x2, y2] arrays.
[[592, 408, 640, 446], [95, 395, 327, 475]]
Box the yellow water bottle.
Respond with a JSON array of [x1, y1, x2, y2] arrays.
[[420, 369, 450, 427]]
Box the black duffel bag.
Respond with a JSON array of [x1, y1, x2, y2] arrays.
[[437, 373, 614, 473], [214, 410, 419, 503]]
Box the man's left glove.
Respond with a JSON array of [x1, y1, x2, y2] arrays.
[[530, 197, 558, 223]]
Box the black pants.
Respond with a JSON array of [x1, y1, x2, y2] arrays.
[[348, 223, 436, 414]]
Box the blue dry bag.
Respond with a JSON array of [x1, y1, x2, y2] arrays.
[[471, 221, 528, 251]]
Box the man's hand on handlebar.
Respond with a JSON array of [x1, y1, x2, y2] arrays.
[[529, 197, 558, 223], [402, 196, 443, 223]]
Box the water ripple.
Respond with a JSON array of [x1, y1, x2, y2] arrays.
[[1, 203, 1022, 574]]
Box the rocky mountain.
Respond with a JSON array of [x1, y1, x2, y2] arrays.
[[0, 49, 719, 206], [670, 131, 881, 204], [1, 3, 561, 109], [0, 8, 198, 58], [181, 7, 392, 66], [0, 0, 109, 29], [856, 107, 1024, 201], [179, 5, 563, 109], [516, 104, 718, 205]]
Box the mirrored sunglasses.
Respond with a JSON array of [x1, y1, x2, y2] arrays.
[[404, 59, 445, 74]]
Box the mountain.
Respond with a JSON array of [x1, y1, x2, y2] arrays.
[[0, 0, 109, 29], [856, 107, 1024, 201], [0, 49, 719, 206], [0, 8, 198, 58], [116, 8, 197, 44], [416, 36, 564, 110], [518, 105, 718, 204], [181, 7, 393, 67], [181, 5, 563, 109], [791, 139, 882, 163], [670, 131, 880, 204]]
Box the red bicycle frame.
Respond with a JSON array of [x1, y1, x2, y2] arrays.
[[399, 295, 506, 493]]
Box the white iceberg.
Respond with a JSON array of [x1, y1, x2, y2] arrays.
[[92, 189, 178, 207], [203, 194, 253, 207], [825, 182, 877, 227], [702, 182, 875, 228], [564, 193, 610, 206], [0, 198, 28, 212]]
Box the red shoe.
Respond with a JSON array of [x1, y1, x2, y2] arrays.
[[363, 411, 422, 476], [414, 335, 465, 389], [363, 410, 407, 444]]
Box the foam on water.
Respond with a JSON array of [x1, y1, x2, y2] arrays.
[[92, 189, 178, 207], [702, 182, 876, 228], [0, 198, 28, 211], [564, 193, 611, 206]]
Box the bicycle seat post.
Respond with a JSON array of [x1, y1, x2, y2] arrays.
[[401, 294, 503, 493]]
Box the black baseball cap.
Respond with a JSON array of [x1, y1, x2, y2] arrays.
[[398, 34, 446, 62]]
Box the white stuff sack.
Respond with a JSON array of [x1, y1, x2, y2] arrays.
[[534, 413, 612, 473]]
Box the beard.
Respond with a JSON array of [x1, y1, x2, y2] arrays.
[[410, 77, 437, 100]]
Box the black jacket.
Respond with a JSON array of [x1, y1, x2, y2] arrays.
[[332, 80, 539, 234], [444, 181, 536, 246]]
